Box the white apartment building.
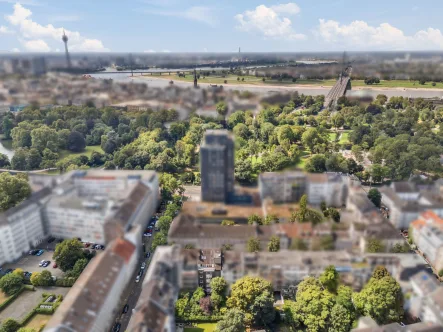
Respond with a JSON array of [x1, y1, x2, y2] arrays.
[[381, 182, 443, 230], [258, 171, 348, 207], [0, 170, 159, 266], [0, 188, 50, 266]]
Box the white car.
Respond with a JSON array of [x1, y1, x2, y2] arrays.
[[39, 260, 46, 267], [141, 262, 146, 270], [147, 233, 152, 237], [135, 275, 141, 283]]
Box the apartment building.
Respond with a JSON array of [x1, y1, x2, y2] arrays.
[[259, 171, 348, 207], [0, 188, 50, 266], [45, 238, 137, 332], [128, 246, 182, 332], [168, 213, 317, 251], [410, 211, 443, 271], [200, 130, 235, 203], [0, 170, 159, 266], [381, 182, 443, 229], [181, 249, 223, 293]]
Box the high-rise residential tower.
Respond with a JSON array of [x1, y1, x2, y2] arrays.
[[200, 130, 235, 202]]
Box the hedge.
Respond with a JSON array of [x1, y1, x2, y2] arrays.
[[35, 307, 54, 314], [0, 286, 25, 312], [176, 315, 223, 323], [21, 308, 36, 326]]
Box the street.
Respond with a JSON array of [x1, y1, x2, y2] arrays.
[[110, 229, 156, 331]]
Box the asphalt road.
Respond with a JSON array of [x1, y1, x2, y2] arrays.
[[109, 230, 156, 332]]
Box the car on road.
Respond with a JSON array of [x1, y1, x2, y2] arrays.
[[143, 232, 150, 237], [145, 252, 151, 258], [147, 233, 152, 237], [141, 262, 146, 270], [53, 263, 58, 268], [47, 237, 56, 243], [112, 322, 121, 332], [43, 261, 51, 268], [39, 260, 46, 267], [135, 275, 141, 283], [148, 225, 153, 229], [36, 250, 44, 256], [122, 304, 129, 314]]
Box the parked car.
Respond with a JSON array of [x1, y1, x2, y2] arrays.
[[36, 250, 44, 256], [145, 252, 151, 258], [4, 269, 13, 274], [84, 243, 91, 248], [135, 275, 141, 283], [143, 232, 150, 237], [141, 262, 146, 270], [43, 261, 51, 267], [122, 304, 129, 314], [147, 233, 152, 237], [53, 263, 58, 268], [112, 323, 121, 332], [155, 227, 160, 232], [47, 237, 55, 243], [39, 260, 46, 267]]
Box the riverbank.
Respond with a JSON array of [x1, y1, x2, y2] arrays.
[[134, 74, 443, 92]]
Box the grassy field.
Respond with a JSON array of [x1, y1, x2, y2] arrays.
[[339, 132, 350, 144], [58, 145, 104, 160], [24, 313, 51, 330], [296, 150, 310, 170], [184, 323, 217, 332], [148, 74, 443, 89]]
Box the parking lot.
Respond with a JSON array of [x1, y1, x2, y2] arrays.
[[2, 250, 64, 278]]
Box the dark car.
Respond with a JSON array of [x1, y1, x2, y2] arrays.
[[145, 252, 151, 258], [47, 237, 56, 243], [122, 304, 129, 314], [112, 323, 121, 332], [5, 268, 13, 274], [43, 261, 51, 267]]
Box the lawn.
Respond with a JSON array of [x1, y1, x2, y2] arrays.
[[0, 291, 10, 305], [184, 323, 217, 332], [296, 150, 310, 170], [24, 313, 51, 330], [58, 145, 104, 160], [146, 74, 443, 89], [339, 132, 350, 144]]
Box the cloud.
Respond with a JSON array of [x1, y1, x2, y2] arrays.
[[11, 47, 20, 52], [316, 19, 443, 50], [144, 6, 217, 26], [0, 25, 14, 34], [162, 49, 170, 53], [22, 39, 50, 52], [144, 49, 156, 53], [235, 4, 305, 40], [271, 3, 300, 15], [4, 3, 109, 52]]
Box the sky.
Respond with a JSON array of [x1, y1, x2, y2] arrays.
[[1, 0, 443, 53]]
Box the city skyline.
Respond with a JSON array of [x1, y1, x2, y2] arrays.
[[1, 1, 443, 53]]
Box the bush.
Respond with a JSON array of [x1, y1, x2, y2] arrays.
[[55, 277, 76, 287]]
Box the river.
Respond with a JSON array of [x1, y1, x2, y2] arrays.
[[88, 72, 443, 99]]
